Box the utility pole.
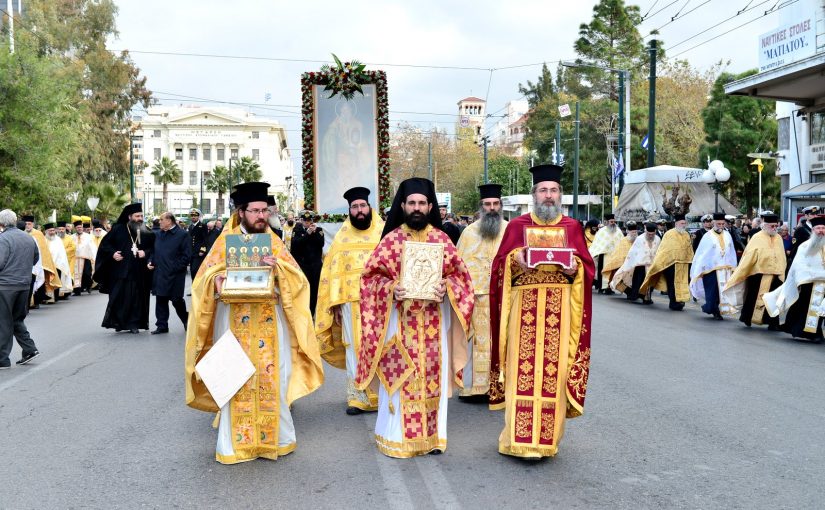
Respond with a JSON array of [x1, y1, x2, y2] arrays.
[[482, 136, 489, 184], [572, 101, 580, 219], [428, 140, 432, 181], [6, 0, 14, 54], [555, 121, 561, 165], [648, 39, 657, 168], [617, 71, 626, 197]]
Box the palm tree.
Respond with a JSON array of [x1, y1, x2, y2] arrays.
[[151, 156, 182, 210], [206, 165, 231, 217], [90, 183, 129, 222], [233, 156, 263, 184]]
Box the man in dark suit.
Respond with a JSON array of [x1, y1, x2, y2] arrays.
[[290, 210, 324, 315], [148, 212, 191, 334], [187, 208, 208, 280]]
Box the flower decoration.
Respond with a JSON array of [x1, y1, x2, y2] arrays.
[[301, 56, 391, 218]]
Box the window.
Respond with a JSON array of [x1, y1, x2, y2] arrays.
[[778, 118, 790, 151], [203, 171, 211, 181], [812, 110, 825, 145], [217, 148, 225, 160], [153, 198, 163, 212], [153, 148, 161, 161], [230, 148, 239, 159], [251, 131, 260, 139], [189, 171, 197, 185], [202, 198, 212, 215], [189, 148, 197, 160], [203, 147, 211, 160], [153, 129, 161, 138], [252, 149, 260, 161], [175, 148, 183, 160]]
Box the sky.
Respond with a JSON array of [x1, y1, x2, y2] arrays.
[[111, 0, 786, 167]]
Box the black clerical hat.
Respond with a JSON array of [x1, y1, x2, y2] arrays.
[[343, 186, 370, 204], [712, 212, 726, 221], [810, 216, 825, 227], [674, 214, 686, 222], [645, 222, 657, 232], [529, 165, 563, 185], [73, 220, 83, 226], [478, 183, 503, 200], [604, 213, 615, 221], [381, 178, 441, 239], [42, 223, 55, 230], [21, 215, 34, 223], [266, 195, 276, 207], [230, 182, 270, 207], [761, 214, 779, 223]]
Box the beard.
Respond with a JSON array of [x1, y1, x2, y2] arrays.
[[404, 211, 429, 231], [808, 234, 825, 255], [57, 231, 65, 238], [350, 210, 372, 230], [241, 216, 268, 234], [46, 233, 55, 241], [268, 215, 282, 230], [675, 226, 686, 233], [533, 197, 560, 222], [607, 224, 618, 233], [286, 220, 294, 227], [713, 226, 724, 233], [128, 220, 149, 235], [478, 208, 503, 239], [628, 232, 638, 241]]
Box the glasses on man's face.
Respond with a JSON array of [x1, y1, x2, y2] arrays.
[[535, 187, 560, 195], [350, 203, 369, 211], [244, 208, 270, 216]]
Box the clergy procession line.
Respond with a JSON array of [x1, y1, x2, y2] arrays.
[[3, 165, 822, 468]]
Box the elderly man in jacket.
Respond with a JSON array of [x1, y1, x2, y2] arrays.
[[148, 212, 191, 334]]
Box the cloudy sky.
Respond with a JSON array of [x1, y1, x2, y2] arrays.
[[112, 0, 785, 162]]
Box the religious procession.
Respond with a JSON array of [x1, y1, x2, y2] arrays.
[[5, 2, 825, 506]]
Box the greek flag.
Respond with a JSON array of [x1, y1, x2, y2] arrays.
[[613, 150, 624, 181], [641, 134, 649, 149]]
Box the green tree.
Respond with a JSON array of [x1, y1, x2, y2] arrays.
[[88, 182, 129, 222], [699, 70, 778, 215], [233, 156, 263, 184], [518, 63, 555, 108], [0, 35, 82, 215], [206, 165, 231, 217], [488, 154, 531, 197], [151, 157, 181, 210]]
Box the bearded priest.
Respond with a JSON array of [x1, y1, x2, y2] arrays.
[[600, 221, 637, 288], [722, 213, 786, 328], [184, 182, 324, 464], [455, 183, 508, 400], [690, 212, 738, 320], [355, 177, 474, 458], [640, 214, 694, 310], [764, 216, 825, 342], [316, 186, 384, 415], [588, 214, 624, 294], [489, 164, 594, 459]]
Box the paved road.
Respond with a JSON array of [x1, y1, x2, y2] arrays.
[[1, 288, 824, 509]]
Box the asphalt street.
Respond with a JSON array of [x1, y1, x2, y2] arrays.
[[1, 288, 824, 509]]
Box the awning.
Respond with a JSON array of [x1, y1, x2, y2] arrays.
[[614, 182, 739, 222], [723, 52, 825, 105], [782, 182, 825, 198]]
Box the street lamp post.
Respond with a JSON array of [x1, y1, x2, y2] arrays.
[[87, 197, 100, 222], [702, 159, 731, 213]]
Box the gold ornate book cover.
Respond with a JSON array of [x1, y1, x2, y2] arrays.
[[400, 241, 444, 301]]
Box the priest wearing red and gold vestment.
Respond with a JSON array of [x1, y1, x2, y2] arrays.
[[489, 164, 594, 458], [356, 178, 474, 458]]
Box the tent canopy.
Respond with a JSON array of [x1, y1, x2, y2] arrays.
[[615, 166, 740, 222]]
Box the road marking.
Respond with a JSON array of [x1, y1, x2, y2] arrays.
[[363, 415, 415, 510], [414, 455, 462, 510], [0, 343, 88, 394]]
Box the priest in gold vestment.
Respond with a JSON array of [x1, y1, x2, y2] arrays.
[[588, 214, 624, 294], [185, 182, 324, 464], [455, 183, 507, 399], [356, 178, 474, 458], [489, 165, 593, 458], [22, 216, 61, 304], [722, 214, 786, 328], [600, 222, 637, 287], [611, 222, 660, 304], [316, 187, 383, 415], [640, 214, 694, 310]]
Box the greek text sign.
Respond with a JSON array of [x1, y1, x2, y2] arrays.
[[758, 14, 815, 72]]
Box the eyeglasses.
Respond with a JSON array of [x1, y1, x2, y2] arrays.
[[535, 187, 560, 194], [244, 208, 270, 216], [350, 203, 370, 211]]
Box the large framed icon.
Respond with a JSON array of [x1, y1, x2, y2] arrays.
[[301, 65, 390, 220]]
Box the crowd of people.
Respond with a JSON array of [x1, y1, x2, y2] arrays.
[[4, 167, 822, 466]]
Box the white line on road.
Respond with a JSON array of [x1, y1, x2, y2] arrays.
[[414, 455, 462, 510], [0, 343, 88, 394], [363, 414, 416, 510]]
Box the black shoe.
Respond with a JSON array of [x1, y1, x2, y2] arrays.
[[429, 449, 443, 455], [129, 328, 140, 334], [641, 299, 654, 305], [346, 406, 363, 415], [669, 303, 685, 311], [713, 313, 724, 321], [0, 363, 10, 370], [16, 351, 40, 365], [604, 289, 615, 295], [151, 328, 169, 335]]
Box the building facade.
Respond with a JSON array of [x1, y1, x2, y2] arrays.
[[725, 0, 825, 224], [491, 100, 529, 157], [456, 96, 486, 142], [133, 105, 293, 218]]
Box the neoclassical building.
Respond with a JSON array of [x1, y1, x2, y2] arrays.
[[133, 105, 294, 217]]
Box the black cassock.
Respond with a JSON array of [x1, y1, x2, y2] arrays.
[[94, 223, 154, 331]]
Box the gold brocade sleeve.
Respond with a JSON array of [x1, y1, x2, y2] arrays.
[[724, 231, 788, 291]]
